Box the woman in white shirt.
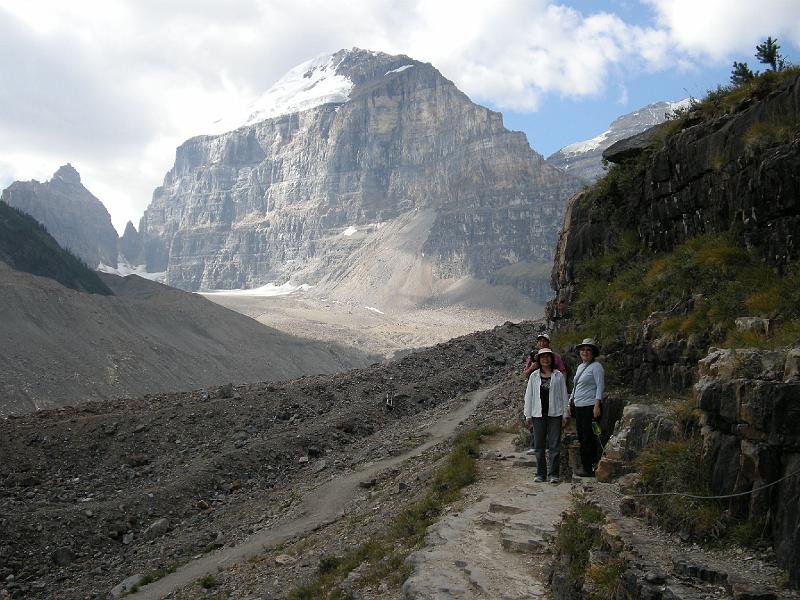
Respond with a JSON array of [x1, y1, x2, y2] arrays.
[[570, 338, 605, 477], [524, 348, 569, 483]]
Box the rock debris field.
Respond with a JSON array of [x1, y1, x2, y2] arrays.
[[0, 321, 540, 599]]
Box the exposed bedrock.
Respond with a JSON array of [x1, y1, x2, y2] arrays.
[[138, 49, 580, 304]]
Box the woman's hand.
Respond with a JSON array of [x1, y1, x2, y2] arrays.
[[525, 417, 532, 427], [593, 401, 601, 419], [561, 415, 569, 427]]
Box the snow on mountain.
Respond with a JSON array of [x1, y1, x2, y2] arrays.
[[558, 131, 611, 156], [547, 98, 691, 182], [211, 52, 354, 133], [385, 64, 414, 75]]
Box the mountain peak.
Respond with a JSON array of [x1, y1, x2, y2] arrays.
[[53, 163, 81, 185], [211, 49, 422, 133]]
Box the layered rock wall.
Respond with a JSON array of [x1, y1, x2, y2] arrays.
[[139, 50, 579, 301], [696, 347, 800, 586], [549, 73, 800, 326]]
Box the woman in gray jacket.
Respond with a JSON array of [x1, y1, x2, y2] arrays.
[[524, 348, 569, 483]]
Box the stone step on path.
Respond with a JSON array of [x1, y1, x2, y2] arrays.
[[402, 433, 572, 599]]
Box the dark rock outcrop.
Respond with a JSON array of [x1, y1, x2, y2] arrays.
[[119, 221, 142, 264], [549, 73, 800, 328], [138, 49, 580, 303], [696, 347, 800, 587], [1, 164, 119, 269]]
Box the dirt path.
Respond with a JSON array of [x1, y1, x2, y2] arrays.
[[130, 386, 495, 599], [402, 432, 573, 599]]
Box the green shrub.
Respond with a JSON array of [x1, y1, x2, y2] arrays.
[[198, 574, 219, 589], [729, 519, 768, 548], [635, 438, 725, 541], [586, 558, 627, 600], [555, 497, 604, 585]]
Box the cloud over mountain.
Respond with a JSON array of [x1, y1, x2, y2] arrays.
[[1, 0, 798, 231]]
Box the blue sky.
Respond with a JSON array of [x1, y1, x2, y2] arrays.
[[0, 0, 798, 231], [501, 62, 734, 157]]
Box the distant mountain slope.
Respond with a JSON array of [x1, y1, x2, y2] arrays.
[[137, 48, 581, 308], [547, 98, 690, 182], [0, 266, 376, 416], [0, 200, 112, 295], [1, 164, 120, 268]]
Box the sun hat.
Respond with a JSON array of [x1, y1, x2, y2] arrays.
[[536, 332, 551, 342], [577, 338, 599, 354], [535, 348, 555, 358]]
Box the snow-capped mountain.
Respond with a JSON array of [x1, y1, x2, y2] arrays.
[[133, 48, 581, 308], [547, 99, 691, 182]]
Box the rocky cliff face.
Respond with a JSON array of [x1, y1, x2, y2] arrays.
[[1, 164, 119, 269], [138, 49, 580, 305], [118, 220, 142, 264], [546, 71, 800, 590], [697, 347, 800, 586], [549, 72, 800, 331], [546, 99, 690, 183]]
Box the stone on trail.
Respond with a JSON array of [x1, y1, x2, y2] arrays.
[[487, 502, 525, 514], [500, 532, 546, 554], [109, 574, 145, 598]]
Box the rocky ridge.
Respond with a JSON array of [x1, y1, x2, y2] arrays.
[[133, 48, 580, 306], [548, 71, 800, 391], [1, 164, 119, 269], [0, 265, 374, 415], [546, 98, 690, 183]]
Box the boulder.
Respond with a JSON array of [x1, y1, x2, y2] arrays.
[[51, 547, 74, 566], [142, 518, 170, 540], [596, 403, 679, 481], [734, 317, 772, 336]]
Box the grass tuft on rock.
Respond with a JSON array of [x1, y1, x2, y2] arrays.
[[635, 437, 726, 542], [565, 233, 800, 360], [586, 558, 628, 600], [555, 495, 604, 585]]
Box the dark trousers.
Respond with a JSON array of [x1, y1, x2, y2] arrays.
[[574, 405, 600, 473], [532, 416, 562, 479]]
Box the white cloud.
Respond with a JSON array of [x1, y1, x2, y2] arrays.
[[645, 0, 800, 59], [0, 0, 798, 233]]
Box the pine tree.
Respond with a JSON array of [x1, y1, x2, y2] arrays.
[[730, 61, 755, 85], [755, 36, 782, 71]]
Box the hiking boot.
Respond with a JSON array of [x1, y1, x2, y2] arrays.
[[573, 469, 594, 478], [549, 476, 560, 484], [533, 475, 545, 483], [525, 449, 536, 455]]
